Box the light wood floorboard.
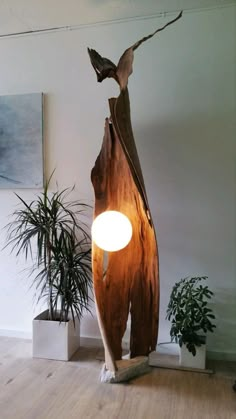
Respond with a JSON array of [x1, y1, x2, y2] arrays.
[[0, 337, 235, 419]]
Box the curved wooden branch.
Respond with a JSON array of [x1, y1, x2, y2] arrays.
[[88, 11, 182, 89], [89, 13, 182, 374], [131, 11, 183, 52], [87, 48, 117, 83]]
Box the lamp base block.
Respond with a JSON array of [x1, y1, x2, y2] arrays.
[[100, 356, 150, 383]]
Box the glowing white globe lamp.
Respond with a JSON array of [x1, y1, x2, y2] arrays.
[[91, 210, 132, 252]]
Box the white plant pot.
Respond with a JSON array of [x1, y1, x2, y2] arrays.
[[33, 310, 80, 361], [179, 343, 206, 369]]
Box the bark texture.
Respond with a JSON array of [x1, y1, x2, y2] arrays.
[[89, 11, 182, 371], [91, 89, 159, 364]]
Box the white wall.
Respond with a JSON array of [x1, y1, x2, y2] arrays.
[[0, 5, 235, 358]]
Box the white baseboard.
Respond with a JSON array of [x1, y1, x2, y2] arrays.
[[207, 350, 236, 362], [0, 330, 128, 351], [80, 336, 103, 348], [79, 336, 130, 350], [0, 329, 32, 340], [1, 329, 235, 361]]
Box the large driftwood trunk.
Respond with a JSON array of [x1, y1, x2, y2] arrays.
[[89, 12, 182, 372], [91, 89, 159, 365]]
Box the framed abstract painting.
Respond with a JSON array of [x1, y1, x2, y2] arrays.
[[0, 93, 43, 188]]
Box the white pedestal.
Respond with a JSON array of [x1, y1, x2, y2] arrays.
[[33, 310, 80, 361], [180, 344, 206, 369]]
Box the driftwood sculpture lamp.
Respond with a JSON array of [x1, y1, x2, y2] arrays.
[[89, 12, 182, 383]]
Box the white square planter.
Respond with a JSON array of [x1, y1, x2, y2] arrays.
[[33, 310, 80, 361], [179, 343, 206, 369]]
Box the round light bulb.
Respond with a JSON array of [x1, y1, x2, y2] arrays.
[[91, 211, 132, 252]]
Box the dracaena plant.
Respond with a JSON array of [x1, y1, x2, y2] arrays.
[[5, 173, 93, 324], [166, 276, 216, 356]]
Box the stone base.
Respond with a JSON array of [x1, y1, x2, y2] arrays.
[[100, 356, 150, 383]]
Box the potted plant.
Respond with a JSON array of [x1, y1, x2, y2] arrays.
[[5, 175, 93, 361], [166, 276, 216, 369]]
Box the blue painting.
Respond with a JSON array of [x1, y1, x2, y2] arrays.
[[0, 93, 43, 188]]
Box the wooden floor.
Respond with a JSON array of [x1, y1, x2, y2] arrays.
[[0, 337, 235, 419]]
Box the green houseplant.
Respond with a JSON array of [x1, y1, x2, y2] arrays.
[[166, 276, 216, 366], [5, 175, 93, 360]]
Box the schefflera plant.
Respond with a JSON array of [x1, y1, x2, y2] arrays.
[[166, 276, 216, 355]]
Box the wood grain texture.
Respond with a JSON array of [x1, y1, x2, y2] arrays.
[[0, 337, 235, 419], [91, 91, 159, 363], [89, 13, 183, 370]]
